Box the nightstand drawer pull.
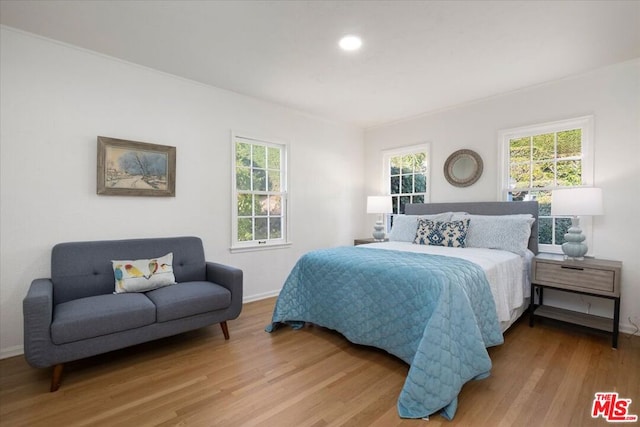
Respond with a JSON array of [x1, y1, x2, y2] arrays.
[[561, 266, 584, 271]]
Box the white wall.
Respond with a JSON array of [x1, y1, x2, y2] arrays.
[[364, 59, 640, 334], [0, 28, 365, 358]]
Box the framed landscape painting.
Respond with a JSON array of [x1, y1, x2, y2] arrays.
[[97, 136, 176, 197]]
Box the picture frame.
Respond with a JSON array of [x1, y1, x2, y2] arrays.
[[97, 136, 176, 197]]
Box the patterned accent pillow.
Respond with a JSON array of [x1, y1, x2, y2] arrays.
[[388, 213, 453, 242], [112, 252, 176, 293], [414, 219, 470, 247]]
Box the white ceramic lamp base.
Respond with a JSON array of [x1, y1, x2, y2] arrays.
[[372, 219, 385, 241], [561, 216, 587, 260]]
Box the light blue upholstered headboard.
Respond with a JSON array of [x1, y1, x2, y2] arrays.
[[404, 201, 539, 254]]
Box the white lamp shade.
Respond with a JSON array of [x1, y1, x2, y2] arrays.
[[551, 187, 604, 216], [367, 196, 392, 214]]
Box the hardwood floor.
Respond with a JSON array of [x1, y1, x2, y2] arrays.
[[1, 297, 638, 426]]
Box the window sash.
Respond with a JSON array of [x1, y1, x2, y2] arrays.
[[383, 144, 430, 215], [232, 133, 289, 251], [498, 116, 594, 254], [381, 144, 430, 233]]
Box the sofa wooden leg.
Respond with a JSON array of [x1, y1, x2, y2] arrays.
[[50, 363, 64, 392], [220, 321, 230, 340]]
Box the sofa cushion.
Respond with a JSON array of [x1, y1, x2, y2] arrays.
[[145, 281, 232, 323], [51, 293, 156, 345]]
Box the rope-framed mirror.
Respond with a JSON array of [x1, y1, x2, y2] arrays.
[[444, 149, 483, 187]]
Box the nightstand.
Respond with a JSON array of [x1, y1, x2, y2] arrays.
[[353, 238, 387, 246], [529, 253, 622, 348]]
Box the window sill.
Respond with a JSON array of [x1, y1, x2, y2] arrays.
[[230, 242, 292, 254], [538, 247, 563, 255], [537, 246, 597, 258]]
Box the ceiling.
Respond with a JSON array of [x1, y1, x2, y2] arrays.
[[1, 1, 639, 128]]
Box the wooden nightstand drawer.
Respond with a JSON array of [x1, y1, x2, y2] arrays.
[[534, 262, 615, 293]]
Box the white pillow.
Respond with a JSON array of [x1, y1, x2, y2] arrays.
[[112, 252, 176, 293], [451, 214, 535, 255], [388, 212, 452, 242]]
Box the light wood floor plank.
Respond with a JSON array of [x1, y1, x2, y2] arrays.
[[1, 297, 638, 426]]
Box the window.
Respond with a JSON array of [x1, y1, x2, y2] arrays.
[[383, 144, 430, 214], [231, 133, 289, 251], [499, 116, 594, 253]]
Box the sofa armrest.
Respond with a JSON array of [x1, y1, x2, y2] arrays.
[[206, 262, 243, 318], [23, 278, 55, 368]]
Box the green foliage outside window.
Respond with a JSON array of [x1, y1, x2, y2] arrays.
[[235, 140, 283, 242], [508, 129, 582, 246], [389, 152, 427, 214]]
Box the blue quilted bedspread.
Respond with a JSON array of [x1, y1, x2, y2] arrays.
[[266, 246, 504, 420]]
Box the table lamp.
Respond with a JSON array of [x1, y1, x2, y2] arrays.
[[551, 187, 603, 260], [367, 196, 392, 241]]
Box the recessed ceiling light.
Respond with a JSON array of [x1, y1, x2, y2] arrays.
[[339, 35, 362, 51]]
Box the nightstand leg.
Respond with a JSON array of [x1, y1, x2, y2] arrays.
[[529, 284, 536, 327], [613, 297, 620, 349]]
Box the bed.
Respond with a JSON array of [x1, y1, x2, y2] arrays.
[[266, 201, 538, 420]]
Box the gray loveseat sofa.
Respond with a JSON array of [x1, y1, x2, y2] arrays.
[[23, 236, 242, 392]]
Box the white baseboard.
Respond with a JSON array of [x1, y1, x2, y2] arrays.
[[0, 345, 24, 360], [243, 290, 280, 303], [620, 322, 639, 336]]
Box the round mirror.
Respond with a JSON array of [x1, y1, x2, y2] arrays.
[[444, 149, 483, 187]]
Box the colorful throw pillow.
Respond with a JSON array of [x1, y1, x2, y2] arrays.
[[414, 219, 470, 248], [112, 252, 176, 293], [388, 213, 453, 242]]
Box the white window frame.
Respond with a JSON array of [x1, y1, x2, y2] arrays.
[[382, 143, 431, 221], [498, 116, 595, 254], [231, 131, 290, 253]]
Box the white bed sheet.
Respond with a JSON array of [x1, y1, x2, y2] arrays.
[[357, 242, 531, 331]]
